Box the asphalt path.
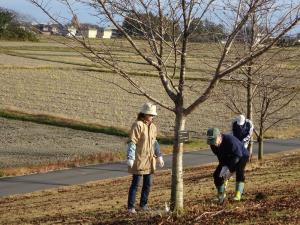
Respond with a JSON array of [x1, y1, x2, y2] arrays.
[[0, 138, 299, 197]]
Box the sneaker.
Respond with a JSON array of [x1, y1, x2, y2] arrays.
[[128, 208, 137, 214]]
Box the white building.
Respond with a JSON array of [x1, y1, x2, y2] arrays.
[[102, 26, 119, 39], [103, 27, 113, 39], [82, 28, 98, 39], [67, 26, 77, 37]]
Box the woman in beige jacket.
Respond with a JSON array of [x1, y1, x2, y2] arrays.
[[127, 102, 164, 214]]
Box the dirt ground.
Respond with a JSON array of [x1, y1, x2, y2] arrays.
[[0, 117, 127, 168], [0, 150, 299, 225]]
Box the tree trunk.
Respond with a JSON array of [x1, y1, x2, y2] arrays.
[[247, 74, 254, 159], [170, 109, 185, 215], [258, 135, 263, 160], [258, 125, 264, 160]]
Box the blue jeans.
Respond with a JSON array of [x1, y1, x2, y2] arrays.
[[128, 174, 152, 209]]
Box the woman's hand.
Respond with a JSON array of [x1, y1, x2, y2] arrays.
[[158, 156, 164, 168], [127, 159, 134, 168]]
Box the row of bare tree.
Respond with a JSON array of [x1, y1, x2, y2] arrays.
[[30, 0, 300, 214]]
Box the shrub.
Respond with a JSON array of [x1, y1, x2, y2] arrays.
[[0, 7, 38, 42]]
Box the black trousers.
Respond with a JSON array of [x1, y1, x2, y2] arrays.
[[213, 156, 249, 187]]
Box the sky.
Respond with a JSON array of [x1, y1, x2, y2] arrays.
[[0, 0, 100, 24]]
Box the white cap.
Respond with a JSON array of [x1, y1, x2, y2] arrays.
[[237, 115, 246, 125], [140, 102, 157, 116]]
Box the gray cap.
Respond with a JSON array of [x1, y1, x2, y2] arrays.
[[207, 128, 221, 145]]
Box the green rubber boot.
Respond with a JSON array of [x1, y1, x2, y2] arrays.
[[217, 184, 226, 204], [233, 182, 244, 201]]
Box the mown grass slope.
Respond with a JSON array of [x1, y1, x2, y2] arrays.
[[0, 150, 299, 224]]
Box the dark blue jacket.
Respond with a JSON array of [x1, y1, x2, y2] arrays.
[[232, 120, 253, 143], [210, 134, 249, 172]]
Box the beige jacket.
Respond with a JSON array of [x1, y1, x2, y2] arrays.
[[128, 120, 157, 175]]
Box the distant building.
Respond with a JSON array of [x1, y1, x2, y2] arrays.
[[96, 27, 104, 38], [82, 28, 97, 38], [50, 24, 61, 35], [102, 26, 120, 39], [33, 22, 121, 39], [67, 26, 77, 37], [80, 23, 99, 39], [34, 24, 63, 35], [34, 24, 51, 35]]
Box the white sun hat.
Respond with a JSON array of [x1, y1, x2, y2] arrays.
[[140, 102, 157, 116], [237, 114, 246, 125]]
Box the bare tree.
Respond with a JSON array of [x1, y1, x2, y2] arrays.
[[254, 72, 298, 159], [30, 0, 300, 214], [222, 55, 299, 160], [221, 0, 300, 161]]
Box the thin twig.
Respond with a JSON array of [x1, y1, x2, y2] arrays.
[[195, 209, 225, 221]]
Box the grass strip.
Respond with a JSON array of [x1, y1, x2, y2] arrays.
[[0, 151, 127, 177], [0, 108, 207, 147], [0, 108, 128, 137]]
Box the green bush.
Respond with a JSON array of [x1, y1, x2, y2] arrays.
[[0, 7, 38, 42], [0, 25, 38, 41]]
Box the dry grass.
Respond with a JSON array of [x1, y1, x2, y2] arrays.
[[0, 117, 127, 175], [0, 39, 299, 176], [1, 40, 299, 137], [0, 63, 236, 136], [265, 126, 300, 139], [0, 60, 298, 137], [0, 151, 126, 177], [0, 150, 299, 224]]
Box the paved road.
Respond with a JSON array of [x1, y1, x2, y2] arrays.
[[0, 138, 299, 197]]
